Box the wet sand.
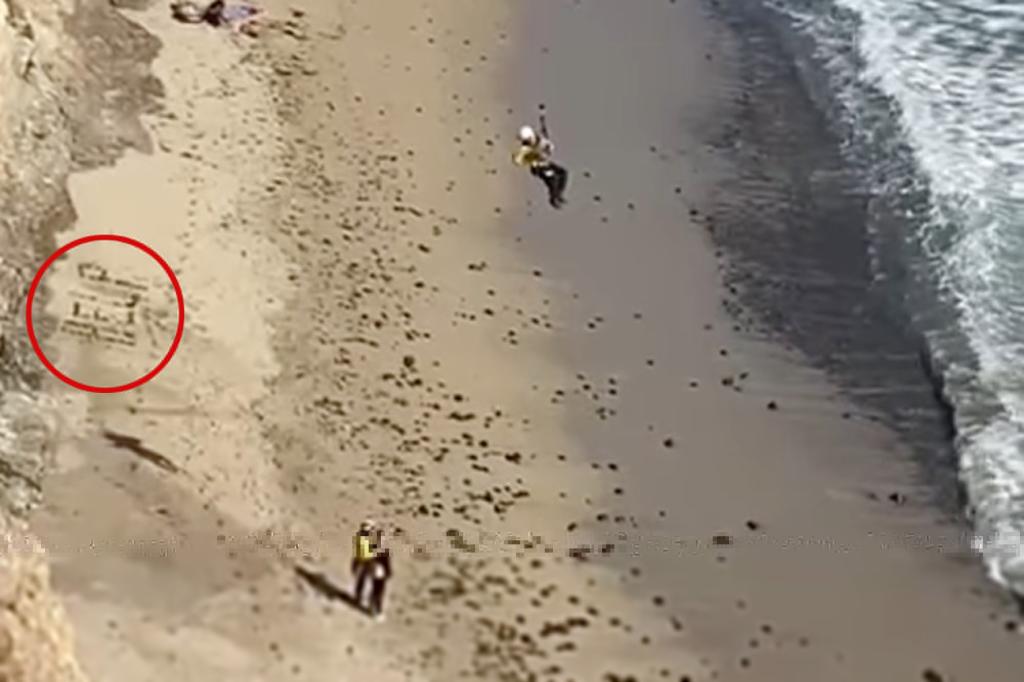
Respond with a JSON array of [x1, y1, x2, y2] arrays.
[[511, 2, 1024, 680], [21, 0, 1024, 681]]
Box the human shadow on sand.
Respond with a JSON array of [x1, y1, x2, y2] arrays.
[[294, 565, 367, 614], [103, 430, 180, 473]]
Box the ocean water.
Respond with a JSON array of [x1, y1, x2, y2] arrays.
[[748, 0, 1024, 592]]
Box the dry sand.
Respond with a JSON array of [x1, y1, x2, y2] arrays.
[[19, 0, 1024, 681]]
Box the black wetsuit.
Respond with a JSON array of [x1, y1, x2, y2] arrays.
[[368, 549, 392, 616]]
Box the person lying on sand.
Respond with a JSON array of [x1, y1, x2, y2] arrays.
[[513, 119, 569, 209], [171, 0, 264, 35], [217, 2, 263, 35]]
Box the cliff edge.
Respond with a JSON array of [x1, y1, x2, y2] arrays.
[[0, 0, 162, 678]]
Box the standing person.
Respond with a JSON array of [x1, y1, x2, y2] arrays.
[[351, 520, 377, 609], [512, 118, 569, 209], [368, 546, 392, 621]]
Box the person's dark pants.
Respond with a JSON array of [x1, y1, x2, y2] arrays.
[[352, 560, 371, 607], [531, 162, 569, 207], [369, 576, 388, 615]]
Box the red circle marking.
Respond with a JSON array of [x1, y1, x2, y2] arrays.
[[25, 234, 185, 393]]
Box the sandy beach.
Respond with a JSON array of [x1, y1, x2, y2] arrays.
[[9, 0, 1024, 681]]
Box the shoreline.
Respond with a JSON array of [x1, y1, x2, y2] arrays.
[[9, 0, 1024, 681], [509, 0, 1024, 679], [715, 0, 1024, 598], [705, 0, 964, 511]]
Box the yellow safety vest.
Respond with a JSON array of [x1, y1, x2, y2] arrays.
[[354, 533, 375, 562], [513, 139, 554, 169]]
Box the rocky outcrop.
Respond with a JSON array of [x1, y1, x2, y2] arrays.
[[0, 512, 87, 682], [0, 0, 163, 679], [0, 0, 161, 505]]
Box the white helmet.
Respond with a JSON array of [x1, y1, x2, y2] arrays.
[[518, 125, 538, 144]]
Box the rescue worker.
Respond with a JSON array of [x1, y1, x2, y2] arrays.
[[513, 121, 568, 208], [351, 520, 378, 608]]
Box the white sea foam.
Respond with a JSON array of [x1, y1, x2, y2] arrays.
[[765, 0, 1024, 592]]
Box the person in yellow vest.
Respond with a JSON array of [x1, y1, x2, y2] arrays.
[[512, 117, 569, 209], [512, 124, 554, 168], [351, 519, 379, 608]]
